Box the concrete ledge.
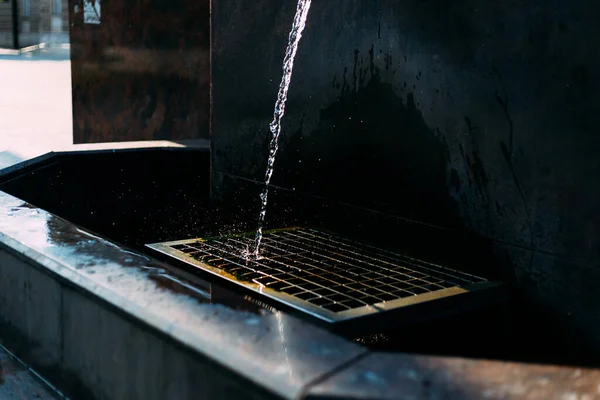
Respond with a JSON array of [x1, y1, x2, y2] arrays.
[[0, 42, 70, 56], [0, 344, 61, 399], [1, 172, 600, 399], [0, 152, 24, 171], [0, 189, 365, 399], [2, 140, 210, 166], [0, 246, 283, 399], [305, 353, 600, 400]]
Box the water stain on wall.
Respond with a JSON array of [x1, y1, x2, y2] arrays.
[[274, 48, 463, 229]]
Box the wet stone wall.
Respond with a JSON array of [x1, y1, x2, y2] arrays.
[[211, 0, 600, 354]]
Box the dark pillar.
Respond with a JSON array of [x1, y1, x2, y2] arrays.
[[69, 0, 210, 144], [11, 0, 18, 49]]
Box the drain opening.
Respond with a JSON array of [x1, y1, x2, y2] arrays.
[[148, 228, 495, 322]]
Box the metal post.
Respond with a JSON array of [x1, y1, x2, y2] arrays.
[[11, 0, 19, 49]]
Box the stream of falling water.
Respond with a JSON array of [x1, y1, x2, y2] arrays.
[[250, 0, 312, 258]]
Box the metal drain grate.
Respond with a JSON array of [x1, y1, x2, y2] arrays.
[[147, 228, 501, 323]]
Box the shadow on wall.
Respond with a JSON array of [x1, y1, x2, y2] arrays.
[[275, 48, 462, 230]]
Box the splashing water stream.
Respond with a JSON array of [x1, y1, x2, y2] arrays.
[[251, 0, 312, 258]]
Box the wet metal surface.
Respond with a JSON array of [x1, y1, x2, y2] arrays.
[[0, 189, 366, 399], [0, 345, 60, 399], [149, 227, 499, 324], [306, 352, 600, 399]]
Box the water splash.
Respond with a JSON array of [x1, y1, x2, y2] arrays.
[[251, 0, 312, 258]]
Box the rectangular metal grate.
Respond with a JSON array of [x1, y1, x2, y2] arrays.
[[147, 228, 498, 323]]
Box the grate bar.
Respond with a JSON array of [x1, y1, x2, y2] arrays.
[[147, 228, 497, 323], [295, 229, 482, 282]]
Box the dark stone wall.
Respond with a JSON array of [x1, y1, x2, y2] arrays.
[[212, 0, 600, 353], [69, 0, 210, 143]]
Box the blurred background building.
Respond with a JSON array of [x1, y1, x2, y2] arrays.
[[0, 0, 69, 48]]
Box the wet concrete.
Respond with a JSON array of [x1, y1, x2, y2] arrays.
[[0, 187, 276, 324], [1, 151, 600, 398], [0, 178, 367, 399], [0, 149, 594, 369], [306, 352, 600, 400], [0, 345, 60, 399], [0, 148, 594, 364]]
